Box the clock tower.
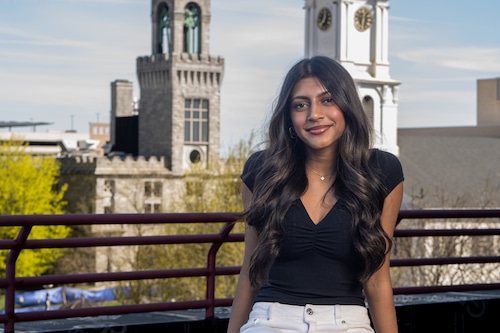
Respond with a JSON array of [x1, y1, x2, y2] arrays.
[[304, 0, 400, 155], [137, 0, 224, 175]]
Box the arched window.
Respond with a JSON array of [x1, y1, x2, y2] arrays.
[[362, 96, 374, 125], [184, 3, 201, 55], [157, 3, 171, 54]]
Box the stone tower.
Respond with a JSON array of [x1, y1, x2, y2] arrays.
[[137, 0, 225, 175], [304, 0, 400, 155]]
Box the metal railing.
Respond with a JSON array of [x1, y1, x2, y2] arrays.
[[392, 209, 500, 295], [0, 209, 499, 333]]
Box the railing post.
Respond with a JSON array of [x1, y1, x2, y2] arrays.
[[205, 222, 236, 318], [4, 225, 33, 333]]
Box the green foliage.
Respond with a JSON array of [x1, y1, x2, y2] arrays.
[[120, 135, 257, 303], [0, 140, 71, 277]]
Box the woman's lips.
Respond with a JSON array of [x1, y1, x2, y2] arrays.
[[306, 125, 331, 135]]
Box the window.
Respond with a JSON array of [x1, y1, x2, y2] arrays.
[[144, 181, 162, 213], [184, 98, 209, 143], [144, 203, 162, 213], [183, 3, 201, 55], [103, 180, 115, 214], [362, 96, 374, 125], [189, 149, 201, 163], [153, 182, 162, 196], [186, 181, 203, 196], [144, 181, 162, 198], [158, 4, 171, 54], [145, 182, 152, 197]]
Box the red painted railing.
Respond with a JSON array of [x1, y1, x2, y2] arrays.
[[0, 209, 500, 333]]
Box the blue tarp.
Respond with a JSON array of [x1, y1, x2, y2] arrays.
[[15, 286, 116, 307]]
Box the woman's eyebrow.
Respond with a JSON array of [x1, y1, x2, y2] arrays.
[[290, 89, 330, 101], [290, 95, 308, 100]]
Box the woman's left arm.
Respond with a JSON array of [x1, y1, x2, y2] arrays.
[[364, 181, 404, 333]]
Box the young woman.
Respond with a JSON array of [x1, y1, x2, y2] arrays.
[[227, 56, 404, 333]]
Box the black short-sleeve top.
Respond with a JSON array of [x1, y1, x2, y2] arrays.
[[241, 149, 404, 306]]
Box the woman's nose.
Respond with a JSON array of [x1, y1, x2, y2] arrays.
[[308, 102, 324, 121]]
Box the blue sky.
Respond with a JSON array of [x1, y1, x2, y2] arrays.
[[1, 0, 499, 150]]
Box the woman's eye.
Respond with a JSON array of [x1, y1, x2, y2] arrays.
[[293, 102, 307, 110], [323, 97, 335, 105]]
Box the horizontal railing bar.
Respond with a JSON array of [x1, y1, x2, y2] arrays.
[[16, 229, 500, 250], [391, 256, 500, 267], [398, 209, 500, 220], [2, 227, 499, 250], [214, 266, 241, 276], [395, 228, 500, 237], [394, 282, 500, 295], [0, 297, 236, 323], [214, 298, 234, 307], [0, 265, 242, 288], [0, 212, 242, 226], [0, 233, 245, 250], [0, 299, 212, 322], [0, 268, 209, 288], [1, 209, 499, 226]]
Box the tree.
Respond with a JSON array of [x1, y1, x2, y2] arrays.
[[117, 135, 258, 303], [0, 140, 71, 277]]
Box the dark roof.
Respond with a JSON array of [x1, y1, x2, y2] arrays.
[[0, 121, 52, 128], [399, 125, 500, 138], [398, 126, 500, 208]]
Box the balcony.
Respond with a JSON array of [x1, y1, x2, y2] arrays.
[[1, 209, 500, 333]]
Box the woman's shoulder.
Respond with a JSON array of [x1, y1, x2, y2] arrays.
[[241, 150, 267, 191], [369, 148, 404, 195], [247, 149, 266, 164], [243, 150, 266, 172], [369, 149, 401, 169]]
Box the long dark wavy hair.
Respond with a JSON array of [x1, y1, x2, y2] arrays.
[[245, 56, 391, 288]]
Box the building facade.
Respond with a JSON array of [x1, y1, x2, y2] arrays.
[[62, 0, 225, 216], [304, 0, 400, 155], [137, 0, 224, 175], [477, 77, 500, 126], [60, 0, 225, 273]]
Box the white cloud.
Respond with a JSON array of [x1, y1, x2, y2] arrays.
[[399, 88, 475, 103], [396, 47, 500, 72]]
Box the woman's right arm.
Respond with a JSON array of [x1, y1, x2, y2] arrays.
[[226, 183, 259, 333]]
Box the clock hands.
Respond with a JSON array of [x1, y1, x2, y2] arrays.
[[354, 7, 372, 31], [317, 8, 332, 30]]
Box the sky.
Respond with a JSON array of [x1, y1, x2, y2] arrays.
[[1, 0, 499, 151]]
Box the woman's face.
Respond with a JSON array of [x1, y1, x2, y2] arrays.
[[289, 77, 346, 154]]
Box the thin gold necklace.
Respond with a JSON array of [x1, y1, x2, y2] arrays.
[[307, 166, 331, 181]]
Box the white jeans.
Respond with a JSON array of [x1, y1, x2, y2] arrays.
[[240, 302, 374, 333]]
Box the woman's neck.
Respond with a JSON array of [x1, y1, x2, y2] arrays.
[[305, 149, 337, 175]]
